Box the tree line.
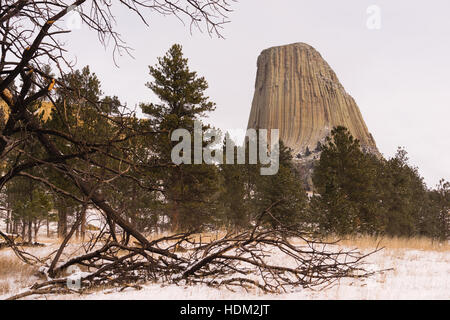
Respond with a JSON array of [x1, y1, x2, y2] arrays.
[[1, 44, 448, 242]]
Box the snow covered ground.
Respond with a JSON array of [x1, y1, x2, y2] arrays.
[[68, 248, 450, 300], [1, 240, 448, 300]]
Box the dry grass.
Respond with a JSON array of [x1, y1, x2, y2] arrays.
[[148, 231, 449, 252], [0, 254, 36, 296], [324, 235, 450, 252], [0, 255, 35, 278], [0, 281, 10, 296], [143, 231, 450, 252]]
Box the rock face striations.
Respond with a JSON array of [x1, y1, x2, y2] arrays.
[[247, 43, 379, 156]]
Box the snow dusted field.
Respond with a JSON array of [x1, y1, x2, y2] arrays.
[[71, 248, 450, 300], [1, 239, 449, 300]]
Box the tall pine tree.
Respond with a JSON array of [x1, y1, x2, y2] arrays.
[[311, 126, 383, 235], [141, 44, 219, 231]]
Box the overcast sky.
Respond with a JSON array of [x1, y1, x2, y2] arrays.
[[65, 0, 449, 187]]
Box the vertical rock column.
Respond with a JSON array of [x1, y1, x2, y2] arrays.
[[247, 42, 378, 155]]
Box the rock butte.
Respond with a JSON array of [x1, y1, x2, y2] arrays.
[[247, 42, 379, 156]]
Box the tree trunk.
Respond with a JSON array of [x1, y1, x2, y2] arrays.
[[75, 217, 79, 239], [57, 205, 67, 238], [5, 209, 10, 234], [80, 206, 86, 241], [34, 219, 39, 243], [27, 219, 32, 243], [171, 200, 180, 232], [21, 220, 26, 241], [46, 218, 50, 238]]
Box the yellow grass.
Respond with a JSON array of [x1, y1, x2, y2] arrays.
[[144, 231, 450, 253], [6, 230, 449, 252], [0, 256, 34, 278], [0, 255, 36, 295], [147, 231, 449, 252], [143, 231, 450, 252], [323, 235, 450, 252]]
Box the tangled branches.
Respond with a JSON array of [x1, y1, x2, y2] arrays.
[[0, 0, 233, 79], [4, 219, 383, 300], [179, 229, 380, 292]]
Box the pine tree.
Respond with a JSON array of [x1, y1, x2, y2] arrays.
[[311, 126, 383, 235], [380, 147, 428, 237], [315, 141, 322, 152], [141, 44, 215, 131], [48, 66, 114, 238], [5, 177, 52, 243], [425, 180, 450, 240], [305, 146, 312, 156], [141, 44, 219, 231], [218, 134, 258, 230], [254, 141, 308, 229]]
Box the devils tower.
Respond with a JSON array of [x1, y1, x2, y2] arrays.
[[247, 43, 379, 156]]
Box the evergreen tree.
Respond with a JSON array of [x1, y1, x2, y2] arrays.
[[424, 180, 450, 240], [315, 141, 322, 152], [310, 128, 447, 239], [254, 141, 308, 229], [48, 66, 116, 238], [141, 44, 220, 231], [304, 146, 312, 157], [5, 177, 52, 242], [311, 126, 383, 235], [218, 134, 258, 230], [380, 148, 428, 237], [219, 137, 307, 230]]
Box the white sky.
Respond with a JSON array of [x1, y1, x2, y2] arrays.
[[65, 0, 450, 188]]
